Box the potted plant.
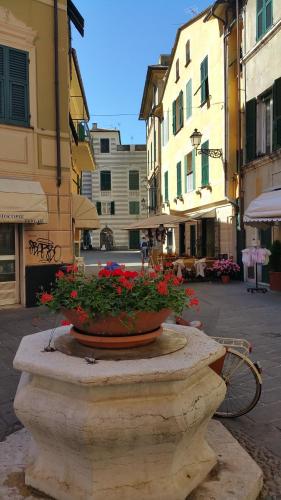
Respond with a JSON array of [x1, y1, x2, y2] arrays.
[[212, 259, 240, 284], [269, 240, 281, 292], [39, 263, 198, 348]]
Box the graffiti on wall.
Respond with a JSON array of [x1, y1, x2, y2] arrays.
[[28, 238, 62, 263]]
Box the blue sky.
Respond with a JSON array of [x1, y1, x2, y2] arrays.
[[72, 0, 210, 144]]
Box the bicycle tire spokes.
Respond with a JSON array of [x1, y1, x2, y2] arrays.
[[215, 348, 262, 418]]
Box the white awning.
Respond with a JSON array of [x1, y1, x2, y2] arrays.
[[244, 187, 281, 225], [72, 194, 100, 229], [123, 213, 189, 230], [0, 178, 48, 224]]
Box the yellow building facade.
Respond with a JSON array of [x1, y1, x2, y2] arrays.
[[161, 7, 239, 259], [0, 0, 97, 307]]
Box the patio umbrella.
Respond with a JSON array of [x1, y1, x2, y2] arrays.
[[123, 213, 188, 230]]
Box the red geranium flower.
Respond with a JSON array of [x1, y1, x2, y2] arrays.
[[157, 281, 168, 296], [55, 270, 64, 279], [66, 264, 78, 273], [116, 286, 122, 295], [154, 265, 161, 272], [40, 292, 54, 304], [70, 290, 78, 298], [185, 288, 195, 297], [190, 297, 199, 306], [61, 320, 71, 326], [98, 269, 111, 278]]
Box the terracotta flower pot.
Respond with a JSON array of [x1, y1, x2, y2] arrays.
[[269, 271, 281, 292], [221, 275, 230, 284], [62, 309, 172, 349]]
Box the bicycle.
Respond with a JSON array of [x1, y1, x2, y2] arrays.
[[175, 317, 262, 418]]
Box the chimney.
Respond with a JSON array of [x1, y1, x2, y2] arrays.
[[92, 122, 98, 129]]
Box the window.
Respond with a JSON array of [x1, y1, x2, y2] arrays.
[[184, 151, 195, 192], [257, 0, 273, 40], [164, 171, 169, 202], [185, 40, 191, 66], [162, 110, 169, 146], [129, 170, 139, 190], [129, 201, 140, 215], [0, 45, 29, 127], [201, 142, 209, 186], [172, 91, 184, 135], [257, 91, 273, 155], [176, 162, 182, 196], [100, 138, 110, 153], [100, 170, 111, 191], [186, 79, 192, 119], [246, 99, 257, 162], [175, 58, 180, 82], [273, 77, 281, 151], [200, 56, 209, 104], [97, 201, 115, 215]]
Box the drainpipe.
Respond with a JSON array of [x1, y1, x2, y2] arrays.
[[54, 0, 62, 188]]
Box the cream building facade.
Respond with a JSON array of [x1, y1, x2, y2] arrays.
[[82, 125, 147, 250], [0, 0, 97, 307], [139, 56, 170, 216], [160, 8, 238, 259], [242, 0, 281, 284]]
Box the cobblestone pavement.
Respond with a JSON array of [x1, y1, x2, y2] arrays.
[[181, 281, 281, 499], [0, 279, 281, 498]]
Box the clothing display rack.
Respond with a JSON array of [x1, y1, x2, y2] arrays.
[[242, 239, 270, 294]]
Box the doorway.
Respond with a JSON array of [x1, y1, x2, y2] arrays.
[[0, 224, 19, 305], [190, 225, 196, 257], [129, 230, 140, 249], [179, 223, 185, 256], [201, 219, 215, 257], [260, 227, 272, 283]]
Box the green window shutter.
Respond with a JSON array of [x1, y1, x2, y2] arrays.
[[200, 56, 208, 104], [192, 149, 196, 190], [186, 79, 192, 119], [201, 141, 209, 186], [110, 201, 115, 215], [78, 122, 85, 141], [176, 161, 182, 196], [179, 91, 183, 128], [8, 47, 29, 126], [184, 156, 188, 193], [164, 171, 169, 202], [96, 201, 101, 215], [0, 46, 5, 120], [129, 201, 140, 215], [129, 170, 139, 190], [172, 100, 176, 135], [246, 99, 257, 161], [100, 171, 111, 190], [257, 0, 273, 39], [273, 78, 281, 151]]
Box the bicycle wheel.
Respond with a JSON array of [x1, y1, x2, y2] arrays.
[[215, 348, 262, 418]]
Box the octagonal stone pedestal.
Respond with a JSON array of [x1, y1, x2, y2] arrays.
[[13, 324, 226, 500]]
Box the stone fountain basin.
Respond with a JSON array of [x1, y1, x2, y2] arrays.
[[13, 324, 227, 500]]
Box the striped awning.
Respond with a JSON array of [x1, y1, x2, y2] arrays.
[[0, 178, 48, 224], [72, 194, 100, 229], [244, 188, 281, 225]]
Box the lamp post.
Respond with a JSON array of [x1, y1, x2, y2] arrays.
[[190, 129, 223, 158]]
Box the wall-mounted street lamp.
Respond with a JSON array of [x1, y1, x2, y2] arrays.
[[190, 129, 223, 159]]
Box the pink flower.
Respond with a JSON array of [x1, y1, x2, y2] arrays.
[[70, 290, 78, 299]]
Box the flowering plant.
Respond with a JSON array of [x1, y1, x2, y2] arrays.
[[212, 259, 240, 277], [39, 263, 198, 324]]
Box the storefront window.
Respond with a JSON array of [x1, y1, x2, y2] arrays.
[[0, 224, 15, 282]]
